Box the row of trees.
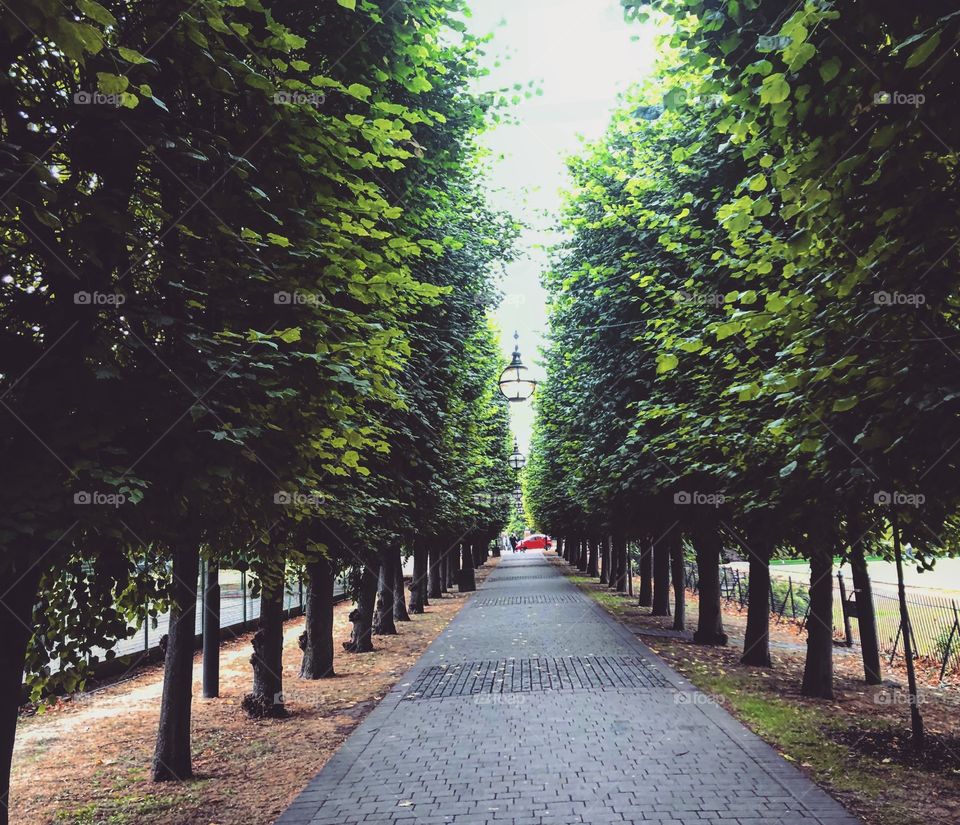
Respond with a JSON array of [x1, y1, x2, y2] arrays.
[[0, 0, 516, 818], [526, 0, 960, 746]]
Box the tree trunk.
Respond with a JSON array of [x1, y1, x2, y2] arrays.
[[741, 539, 772, 667], [849, 535, 882, 684], [669, 533, 685, 631], [449, 543, 461, 586], [243, 574, 287, 718], [344, 561, 379, 653], [607, 536, 619, 589], [692, 526, 728, 645], [587, 537, 599, 577], [651, 537, 671, 616], [439, 551, 449, 593], [299, 556, 336, 678], [615, 536, 628, 592], [459, 542, 476, 592], [576, 537, 587, 572], [892, 512, 924, 746], [638, 535, 653, 607], [0, 565, 42, 819], [153, 543, 201, 781], [373, 547, 398, 636], [801, 541, 834, 698], [599, 537, 610, 584], [428, 542, 443, 599], [408, 541, 426, 614], [393, 547, 411, 622]]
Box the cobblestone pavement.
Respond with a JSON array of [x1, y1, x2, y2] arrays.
[[277, 550, 860, 825]]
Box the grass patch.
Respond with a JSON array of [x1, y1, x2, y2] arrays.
[[54, 788, 199, 825]]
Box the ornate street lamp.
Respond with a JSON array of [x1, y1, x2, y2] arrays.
[[498, 331, 536, 403], [508, 437, 526, 471]]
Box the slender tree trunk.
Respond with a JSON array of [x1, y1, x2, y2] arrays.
[[428, 542, 443, 599], [741, 539, 772, 667], [849, 534, 882, 684], [459, 542, 476, 592], [439, 551, 449, 593], [638, 535, 653, 607], [243, 573, 287, 718], [393, 547, 411, 622], [651, 537, 671, 616], [374, 546, 398, 636], [607, 536, 619, 589], [299, 556, 336, 678], [692, 526, 728, 645], [599, 537, 610, 584], [615, 536, 628, 593], [344, 561, 379, 653], [0, 565, 42, 819], [408, 541, 426, 614], [449, 543, 461, 586], [576, 537, 587, 572], [153, 543, 201, 780], [670, 533, 686, 631], [587, 537, 599, 577], [627, 548, 634, 596], [892, 512, 924, 746], [801, 540, 834, 698]]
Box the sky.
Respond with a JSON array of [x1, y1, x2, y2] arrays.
[[465, 0, 660, 451]]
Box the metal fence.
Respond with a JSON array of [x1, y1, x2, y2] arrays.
[[684, 561, 960, 680], [101, 567, 350, 661]]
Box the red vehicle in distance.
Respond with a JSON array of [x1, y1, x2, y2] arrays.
[[516, 534, 553, 551]]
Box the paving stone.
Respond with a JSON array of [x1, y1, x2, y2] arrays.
[[275, 552, 863, 825]]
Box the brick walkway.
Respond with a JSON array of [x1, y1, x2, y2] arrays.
[[277, 551, 860, 825]]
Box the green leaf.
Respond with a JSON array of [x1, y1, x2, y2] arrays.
[[759, 73, 790, 105], [337, 0, 357, 8], [779, 461, 797, 478], [96, 72, 129, 95], [905, 31, 941, 68], [78, 0, 116, 27], [832, 397, 858, 412], [819, 56, 842, 82], [656, 353, 679, 374]]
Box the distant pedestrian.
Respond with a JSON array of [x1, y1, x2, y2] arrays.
[[509, 534, 518, 553]]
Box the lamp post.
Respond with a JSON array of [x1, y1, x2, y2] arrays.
[[508, 437, 526, 471], [498, 331, 536, 402]]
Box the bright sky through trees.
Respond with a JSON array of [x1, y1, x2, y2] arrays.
[[468, 0, 659, 449]]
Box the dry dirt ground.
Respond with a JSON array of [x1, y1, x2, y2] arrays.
[[12, 560, 498, 825], [552, 555, 960, 825]]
